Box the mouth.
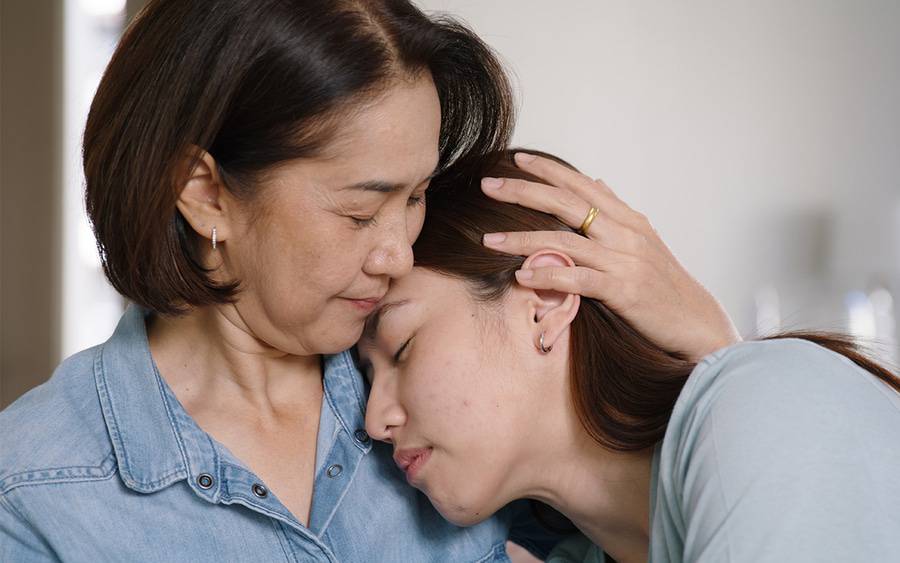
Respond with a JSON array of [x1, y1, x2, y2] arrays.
[[393, 447, 433, 484], [342, 293, 386, 312]]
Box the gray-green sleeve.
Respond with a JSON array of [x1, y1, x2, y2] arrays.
[[652, 338, 900, 562]]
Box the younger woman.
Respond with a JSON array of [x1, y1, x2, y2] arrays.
[[361, 151, 900, 563]]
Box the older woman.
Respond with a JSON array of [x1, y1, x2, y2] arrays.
[[0, 1, 737, 561]]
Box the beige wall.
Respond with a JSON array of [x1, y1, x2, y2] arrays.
[[419, 0, 900, 335], [1, 1, 64, 409]]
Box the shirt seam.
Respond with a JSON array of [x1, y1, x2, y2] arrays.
[[311, 432, 363, 535], [338, 352, 367, 413], [0, 451, 118, 494], [94, 343, 136, 483], [1, 467, 119, 495], [152, 352, 195, 479], [271, 519, 299, 563]]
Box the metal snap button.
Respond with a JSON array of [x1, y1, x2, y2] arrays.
[[196, 473, 214, 489], [354, 429, 370, 444], [251, 483, 268, 498], [326, 464, 343, 478]]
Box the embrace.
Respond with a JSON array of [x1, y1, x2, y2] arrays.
[[2, 1, 899, 562]]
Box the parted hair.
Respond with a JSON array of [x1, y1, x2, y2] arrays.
[[84, 0, 514, 315]]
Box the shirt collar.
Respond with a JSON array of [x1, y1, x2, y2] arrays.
[[94, 304, 371, 495]]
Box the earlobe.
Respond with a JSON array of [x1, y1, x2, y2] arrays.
[[521, 250, 581, 353], [175, 147, 230, 247], [534, 292, 580, 353]]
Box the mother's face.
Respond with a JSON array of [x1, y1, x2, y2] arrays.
[[213, 75, 441, 355]]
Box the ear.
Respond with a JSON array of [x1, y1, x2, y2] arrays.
[[520, 251, 581, 353], [174, 146, 234, 249]]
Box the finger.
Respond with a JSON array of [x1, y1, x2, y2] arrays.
[[512, 152, 598, 199], [481, 178, 624, 234], [511, 153, 649, 233], [514, 265, 624, 303], [484, 229, 638, 267]]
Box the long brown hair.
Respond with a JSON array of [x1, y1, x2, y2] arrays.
[[416, 149, 900, 452]]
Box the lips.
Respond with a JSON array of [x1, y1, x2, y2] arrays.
[[393, 447, 433, 483], [342, 292, 386, 312]]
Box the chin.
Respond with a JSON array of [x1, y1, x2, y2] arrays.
[[429, 492, 495, 527], [317, 317, 367, 355]]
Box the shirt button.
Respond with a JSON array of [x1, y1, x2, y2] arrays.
[[354, 429, 370, 444], [251, 483, 268, 498], [327, 464, 343, 478], [196, 473, 214, 489]]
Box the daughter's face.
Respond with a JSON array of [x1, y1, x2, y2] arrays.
[[359, 267, 549, 525]]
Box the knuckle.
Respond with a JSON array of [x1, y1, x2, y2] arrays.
[[510, 179, 529, 200], [553, 230, 574, 249], [517, 230, 534, 248], [575, 268, 594, 286], [623, 229, 642, 250]]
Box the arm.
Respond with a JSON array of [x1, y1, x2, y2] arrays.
[[669, 340, 900, 562]]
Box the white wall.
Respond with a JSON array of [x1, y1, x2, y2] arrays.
[[419, 0, 900, 341]]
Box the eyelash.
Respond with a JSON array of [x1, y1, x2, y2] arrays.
[[393, 338, 413, 363], [350, 194, 426, 228]]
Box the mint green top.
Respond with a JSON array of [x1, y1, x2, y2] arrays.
[[547, 338, 900, 562]]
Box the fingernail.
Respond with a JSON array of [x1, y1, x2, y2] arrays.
[[482, 177, 504, 189], [483, 233, 507, 246], [515, 269, 534, 281], [514, 152, 537, 164]]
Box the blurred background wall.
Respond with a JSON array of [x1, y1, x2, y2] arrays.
[[2, 0, 899, 408], [1, 2, 64, 409]]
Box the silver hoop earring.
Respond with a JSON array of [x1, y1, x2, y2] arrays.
[[539, 332, 552, 354], [211, 226, 217, 250]]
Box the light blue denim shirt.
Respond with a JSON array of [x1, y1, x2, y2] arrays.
[[0, 305, 554, 562]]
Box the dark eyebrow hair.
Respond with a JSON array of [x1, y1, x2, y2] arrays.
[[338, 167, 440, 193], [363, 299, 412, 340]]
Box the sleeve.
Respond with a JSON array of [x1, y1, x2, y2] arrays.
[[0, 494, 59, 562], [673, 340, 900, 562]]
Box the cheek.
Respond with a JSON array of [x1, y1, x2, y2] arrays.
[[408, 204, 427, 241]]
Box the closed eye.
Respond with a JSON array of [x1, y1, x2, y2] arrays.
[[393, 338, 413, 363], [407, 193, 426, 208]]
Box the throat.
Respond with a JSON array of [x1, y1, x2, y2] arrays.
[[531, 442, 655, 563]]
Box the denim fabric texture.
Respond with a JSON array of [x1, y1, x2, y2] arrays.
[[0, 305, 548, 562]]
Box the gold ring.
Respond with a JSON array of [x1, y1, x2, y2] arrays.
[[578, 206, 600, 236]]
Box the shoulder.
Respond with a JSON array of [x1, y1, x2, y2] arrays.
[[661, 337, 900, 494], [674, 337, 898, 431], [0, 345, 116, 494], [654, 343, 900, 561]]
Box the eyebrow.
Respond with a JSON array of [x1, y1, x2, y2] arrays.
[[363, 299, 412, 340], [338, 168, 440, 193]]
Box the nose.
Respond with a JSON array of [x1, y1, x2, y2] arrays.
[[365, 377, 407, 443], [363, 211, 415, 279]]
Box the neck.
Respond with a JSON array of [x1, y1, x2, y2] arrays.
[[525, 425, 654, 563], [147, 304, 322, 420]]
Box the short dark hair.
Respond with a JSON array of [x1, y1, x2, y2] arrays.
[[84, 0, 514, 315]]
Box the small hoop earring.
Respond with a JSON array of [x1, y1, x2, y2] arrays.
[[211, 226, 217, 250], [539, 331, 552, 354]]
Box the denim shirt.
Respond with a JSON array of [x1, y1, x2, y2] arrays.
[[0, 306, 554, 562]]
